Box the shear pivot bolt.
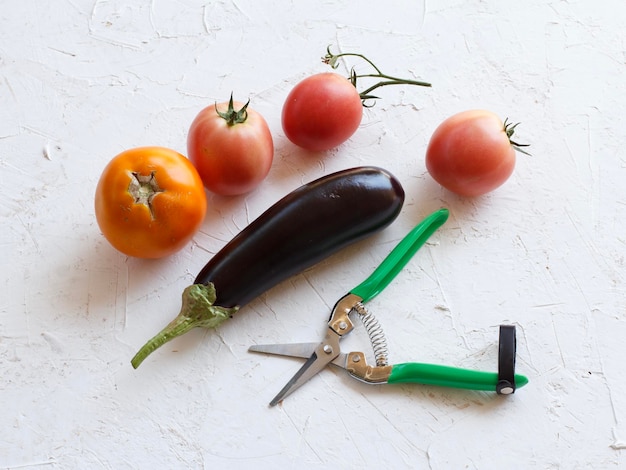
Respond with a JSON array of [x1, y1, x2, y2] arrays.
[[352, 355, 360, 363], [339, 321, 348, 330], [323, 345, 333, 354]]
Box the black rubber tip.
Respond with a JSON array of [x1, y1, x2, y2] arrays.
[[497, 325, 517, 395]]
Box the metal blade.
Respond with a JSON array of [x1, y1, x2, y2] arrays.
[[266, 329, 341, 407], [249, 342, 348, 368], [249, 342, 320, 359]]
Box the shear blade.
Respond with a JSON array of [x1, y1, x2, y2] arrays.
[[268, 352, 322, 406], [249, 342, 320, 359], [249, 342, 348, 368], [253, 330, 341, 406]]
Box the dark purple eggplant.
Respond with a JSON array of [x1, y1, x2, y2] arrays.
[[131, 166, 404, 368]]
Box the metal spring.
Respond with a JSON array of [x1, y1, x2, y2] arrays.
[[352, 302, 389, 367]]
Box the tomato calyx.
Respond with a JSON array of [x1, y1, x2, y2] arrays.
[[323, 45, 431, 106], [128, 171, 164, 220], [504, 118, 531, 155], [216, 93, 250, 126]]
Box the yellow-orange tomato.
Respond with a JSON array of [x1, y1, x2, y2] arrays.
[[95, 146, 207, 259]]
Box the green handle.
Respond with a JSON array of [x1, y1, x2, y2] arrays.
[[388, 362, 529, 391], [350, 208, 449, 303]]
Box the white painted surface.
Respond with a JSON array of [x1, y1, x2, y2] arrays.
[[2, 0, 625, 468]]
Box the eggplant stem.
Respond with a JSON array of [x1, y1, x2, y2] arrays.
[[130, 283, 239, 369], [130, 315, 196, 369]]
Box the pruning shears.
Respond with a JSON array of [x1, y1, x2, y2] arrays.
[[249, 208, 528, 406]]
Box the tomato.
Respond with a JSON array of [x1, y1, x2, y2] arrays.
[[187, 97, 273, 196], [425, 110, 527, 197], [95, 146, 207, 259], [282, 72, 363, 151]]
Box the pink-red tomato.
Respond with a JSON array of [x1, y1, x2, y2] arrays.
[[187, 99, 273, 196], [425, 110, 519, 197], [95, 146, 207, 259], [282, 72, 363, 151]]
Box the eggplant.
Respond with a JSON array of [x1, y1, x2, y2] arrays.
[[131, 166, 405, 368]]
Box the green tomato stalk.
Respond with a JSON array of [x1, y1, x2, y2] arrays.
[[216, 93, 250, 126], [130, 283, 238, 369], [504, 118, 532, 155], [323, 46, 432, 105]]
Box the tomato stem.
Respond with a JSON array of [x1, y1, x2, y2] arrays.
[[323, 46, 431, 106], [216, 93, 250, 126], [130, 283, 239, 369], [504, 118, 531, 155]]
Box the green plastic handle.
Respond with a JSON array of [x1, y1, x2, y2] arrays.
[[388, 362, 529, 391], [350, 208, 449, 303]]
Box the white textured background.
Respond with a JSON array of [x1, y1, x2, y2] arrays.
[[2, 1, 625, 468]]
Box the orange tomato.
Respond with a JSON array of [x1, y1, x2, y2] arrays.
[[95, 146, 207, 259]]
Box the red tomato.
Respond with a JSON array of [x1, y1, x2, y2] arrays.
[[187, 98, 273, 196], [95, 146, 207, 259], [425, 110, 525, 197], [282, 72, 363, 151]]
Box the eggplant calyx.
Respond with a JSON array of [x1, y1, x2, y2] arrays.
[[216, 92, 250, 126], [130, 283, 239, 369]]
